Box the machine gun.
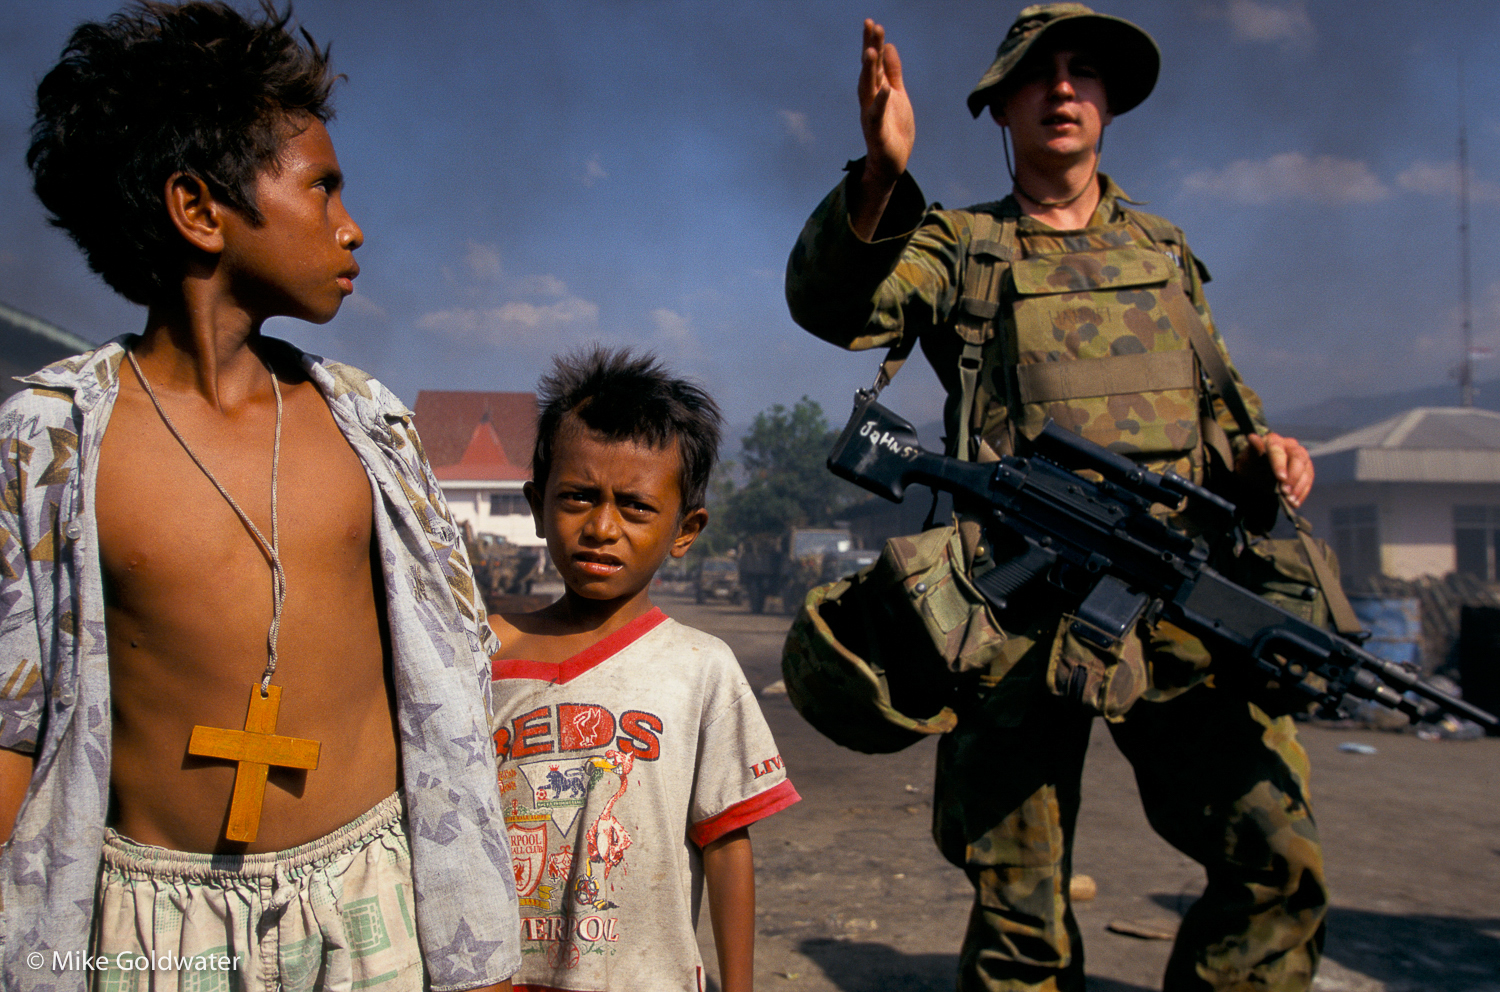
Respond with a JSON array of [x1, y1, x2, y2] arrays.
[[828, 392, 1499, 730]]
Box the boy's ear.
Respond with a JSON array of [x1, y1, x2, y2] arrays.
[[523, 481, 545, 539], [164, 172, 226, 255], [670, 507, 709, 559]]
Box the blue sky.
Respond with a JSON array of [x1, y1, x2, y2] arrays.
[[3, 0, 1499, 436]]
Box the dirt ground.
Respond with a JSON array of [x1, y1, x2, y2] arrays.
[[659, 594, 1500, 992]]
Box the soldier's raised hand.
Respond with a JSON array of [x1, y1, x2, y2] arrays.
[[851, 20, 916, 240], [858, 20, 914, 184]]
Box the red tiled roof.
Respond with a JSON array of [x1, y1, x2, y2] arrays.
[[434, 419, 531, 481], [414, 390, 536, 479]]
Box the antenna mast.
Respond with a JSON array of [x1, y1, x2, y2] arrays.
[[1459, 57, 1474, 407]]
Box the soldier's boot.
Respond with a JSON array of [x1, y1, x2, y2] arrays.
[[1162, 874, 1325, 991], [1112, 690, 1329, 992]]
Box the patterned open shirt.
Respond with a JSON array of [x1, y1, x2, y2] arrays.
[[0, 337, 521, 991]]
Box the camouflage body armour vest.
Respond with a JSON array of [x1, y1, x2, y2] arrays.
[[933, 206, 1231, 713], [948, 207, 1212, 483]]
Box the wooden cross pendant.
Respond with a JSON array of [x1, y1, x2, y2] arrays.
[[188, 685, 321, 843]]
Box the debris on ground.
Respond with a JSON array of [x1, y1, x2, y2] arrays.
[[1069, 874, 1097, 901], [1338, 742, 1379, 755], [1106, 918, 1178, 940]]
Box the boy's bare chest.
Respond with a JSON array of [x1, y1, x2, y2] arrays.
[[95, 385, 375, 595]]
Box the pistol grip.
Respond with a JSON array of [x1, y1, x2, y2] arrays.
[[973, 544, 1055, 611]]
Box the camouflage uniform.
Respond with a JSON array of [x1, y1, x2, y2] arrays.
[[785, 170, 1327, 991]]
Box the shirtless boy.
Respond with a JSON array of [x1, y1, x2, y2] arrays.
[[0, 4, 517, 988], [489, 349, 798, 991]]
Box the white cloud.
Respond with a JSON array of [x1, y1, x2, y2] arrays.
[[418, 298, 600, 347], [650, 308, 692, 343], [513, 273, 568, 297], [1181, 152, 1389, 205], [339, 293, 388, 321], [943, 181, 974, 205], [423, 240, 595, 350], [583, 153, 608, 187], [440, 241, 575, 300], [463, 242, 504, 284], [780, 110, 814, 147], [1396, 160, 1500, 205], [1224, 0, 1315, 49]]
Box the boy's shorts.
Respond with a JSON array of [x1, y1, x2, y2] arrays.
[[91, 793, 423, 992]]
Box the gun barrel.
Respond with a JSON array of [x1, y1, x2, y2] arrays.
[[1356, 653, 1499, 729]]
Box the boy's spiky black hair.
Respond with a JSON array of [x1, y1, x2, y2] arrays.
[[27, 1, 338, 305], [533, 346, 723, 514]]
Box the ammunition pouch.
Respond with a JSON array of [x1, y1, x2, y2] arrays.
[[1045, 613, 1149, 721]]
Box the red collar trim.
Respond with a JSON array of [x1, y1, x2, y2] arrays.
[[491, 607, 669, 685]]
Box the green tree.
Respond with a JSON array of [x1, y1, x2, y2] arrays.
[[719, 397, 860, 543]]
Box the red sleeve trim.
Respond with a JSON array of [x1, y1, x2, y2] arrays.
[[491, 608, 668, 684], [689, 779, 801, 848]]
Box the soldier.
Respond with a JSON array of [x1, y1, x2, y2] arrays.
[[785, 5, 1325, 991]]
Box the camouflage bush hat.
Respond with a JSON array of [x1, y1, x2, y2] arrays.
[[967, 2, 1160, 118]]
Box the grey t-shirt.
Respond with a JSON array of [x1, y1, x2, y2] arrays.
[[491, 608, 799, 991]]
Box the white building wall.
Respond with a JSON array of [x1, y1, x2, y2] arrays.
[[439, 481, 543, 546], [1380, 484, 1454, 579], [1303, 480, 1500, 580]]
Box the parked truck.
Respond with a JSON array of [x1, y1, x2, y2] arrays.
[[694, 556, 743, 605], [463, 524, 552, 614], [738, 526, 856, 615]]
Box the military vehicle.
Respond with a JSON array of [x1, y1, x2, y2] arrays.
[[463, 524, 551, 613], [739, 527, 857, 615], [818, 548, 880, 584], [694, 557, 742, 605]]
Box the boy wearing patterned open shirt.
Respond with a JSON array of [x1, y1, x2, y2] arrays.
[[0, 4, 518, 988], [489, 348, 799, 992]]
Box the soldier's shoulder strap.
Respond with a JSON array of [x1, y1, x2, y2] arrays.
[[948, 206, 1019, 461], [871, 204, 1019, 404], [953, 205, 1020, 345], [1123, 207, 1212, 286], [1121, 206, 1182, 245]]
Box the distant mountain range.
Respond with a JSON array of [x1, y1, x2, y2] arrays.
[[1269, 379, 1500, 443]]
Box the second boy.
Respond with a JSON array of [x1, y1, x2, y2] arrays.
[[490, 349, 799, 992]]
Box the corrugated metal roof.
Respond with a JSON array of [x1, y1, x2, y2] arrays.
[[1310, 407, 1500, 454], [1354, 449, 1500, 482], [1308, 408, 1500, 481]]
